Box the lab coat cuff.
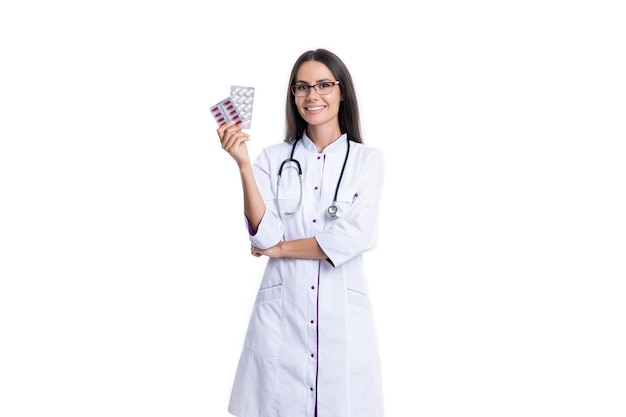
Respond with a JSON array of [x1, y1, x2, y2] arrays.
[[316, 234, 348, 268], [246, 214, 281, 250]]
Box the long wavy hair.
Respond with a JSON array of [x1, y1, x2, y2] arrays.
[[284, 48, 363, 144]]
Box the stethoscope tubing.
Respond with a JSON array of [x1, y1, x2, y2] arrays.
[[277, 136, 350, 220], [277, 157, 303, 215]]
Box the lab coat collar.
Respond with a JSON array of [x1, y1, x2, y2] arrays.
[[301, 132, 348, 154]]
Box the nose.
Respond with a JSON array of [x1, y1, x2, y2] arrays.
[[305, 87, 320, 98]]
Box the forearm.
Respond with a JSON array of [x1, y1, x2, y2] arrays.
[[280, 237, 327, 259], [239, 163, 265, 233], [252, 237, 327, 260]]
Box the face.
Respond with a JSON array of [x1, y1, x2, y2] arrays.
[[293, 60, 342, 131]]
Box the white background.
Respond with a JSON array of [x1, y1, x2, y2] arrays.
[[1, 1, 625, 416]]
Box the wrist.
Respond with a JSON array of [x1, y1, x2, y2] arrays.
[[238, 161, 252, 172]]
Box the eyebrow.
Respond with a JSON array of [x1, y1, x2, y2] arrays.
[[294, 78, 333, 84]]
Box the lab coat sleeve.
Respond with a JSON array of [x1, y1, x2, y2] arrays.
[[315, 147, 384, 268], [245, 147, 284, 250]]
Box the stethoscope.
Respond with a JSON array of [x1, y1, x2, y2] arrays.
[[277, 135, 350, 220]]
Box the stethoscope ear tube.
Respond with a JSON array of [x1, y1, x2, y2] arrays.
[[277, 158, 303, 215], [278, 157, 302, 176]]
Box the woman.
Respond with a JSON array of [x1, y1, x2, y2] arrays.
[[217, 48, 384, 417]]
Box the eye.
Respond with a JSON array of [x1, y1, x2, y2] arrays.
[[295, 84, 308, 91], [318, 82, 333, 89]]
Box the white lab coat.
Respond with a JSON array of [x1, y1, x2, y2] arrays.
[[228, 133, 384, 417]]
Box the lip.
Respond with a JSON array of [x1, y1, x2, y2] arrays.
[[304, 105, 326, 114]]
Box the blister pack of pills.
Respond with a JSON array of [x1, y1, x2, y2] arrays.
[[210, 86, 255, 129], [230, 86, 254, 129]]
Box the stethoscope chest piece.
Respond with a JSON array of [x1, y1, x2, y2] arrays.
[[327, 203, 342, 220]]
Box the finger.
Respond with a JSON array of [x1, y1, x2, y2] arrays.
[[222, 132, 250, 152], [222, 133, 242, 152], [218, 121, 244, 142], [217, 121, 235, 141], [223, 125, 245, 143]]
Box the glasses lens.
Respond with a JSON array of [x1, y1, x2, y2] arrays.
[[316, 82, 334, 95], [292, 85, 308, 97]]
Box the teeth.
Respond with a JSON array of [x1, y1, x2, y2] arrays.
[[307, 106, 324, 111]]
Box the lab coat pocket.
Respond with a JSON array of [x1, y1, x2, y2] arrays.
[[276, 186, 300, 215], [346, 289, 377, 365], [243, 284, 283, 358], [335, 189, 358, 217]]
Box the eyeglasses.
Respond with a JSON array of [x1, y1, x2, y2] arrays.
[[290, 80, 340, 97]]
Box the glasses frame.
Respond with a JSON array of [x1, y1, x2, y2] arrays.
[[290, 80, 340, 97]]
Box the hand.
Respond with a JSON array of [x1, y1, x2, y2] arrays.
[[217, 121, 251, 165], [251, 244, 281, 258]]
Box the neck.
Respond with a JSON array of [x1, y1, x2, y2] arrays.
[[306, 126, 343, 152]]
